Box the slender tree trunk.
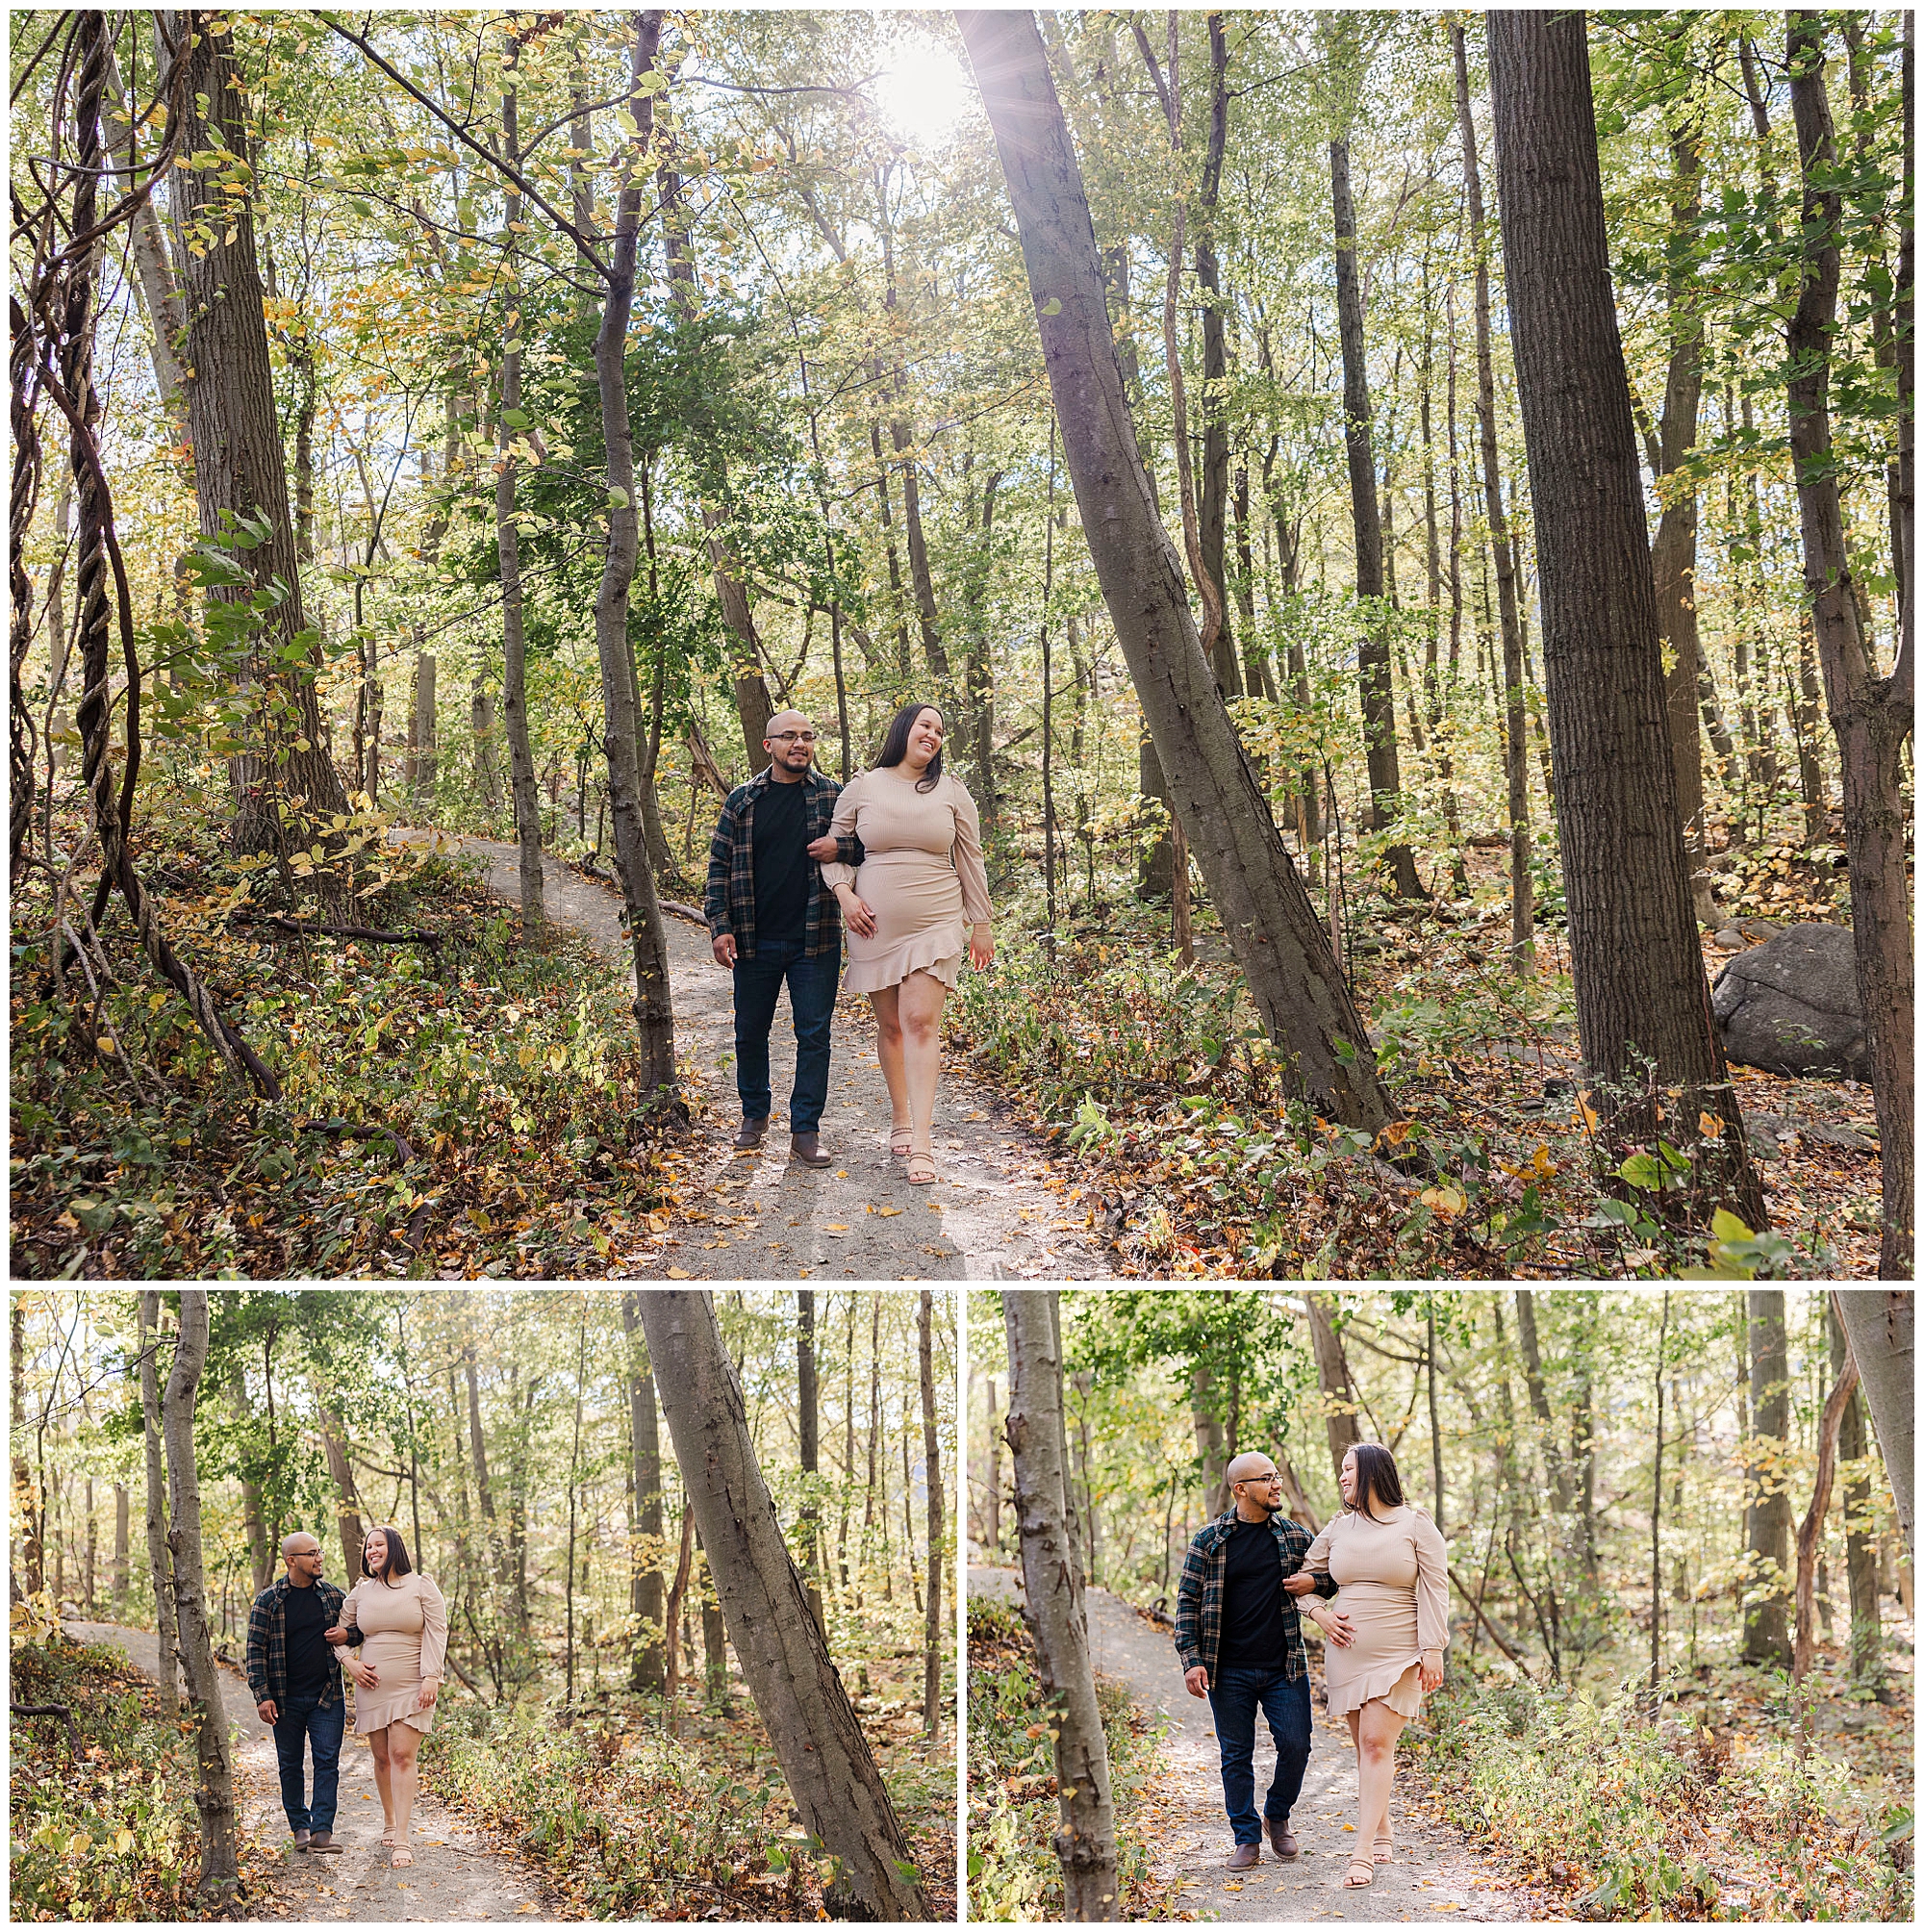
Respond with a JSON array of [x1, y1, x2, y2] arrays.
[[1195, 14, 1241, 698], [639, 1292, 932, 1922], [797, 1291, 826, 1640], [1304, 1291, 1363, 1476], [1832, 1291, 1912, 1557], [316, 1403, 367, 1584], [1426, 1296, 1445, 1530], [986, 1374, 1002, 1555], [138, 1291, 178, 1713], [1743, 1291, 1794, 1666], [1650, 1291, 1670, 1693], [1793, 1346, 1860, 1684], [1486, 9, 1763, 1223], [919, 1289, 944, 1740], [622, 1293, 665, 1691], [960, 8, 1391, 1131], [1785, 16, 1914, 1280], [231, 1362, 271, 1595], [1829, 1294, 1884, 1697], [1002, 1291, 1120, 1921], [163, 1290, 239, 1900]]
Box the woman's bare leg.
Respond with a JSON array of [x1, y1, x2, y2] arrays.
[[898, 971, 948, 1151], [387, 1721, 422, 1863], [868, 987, 910, 1133], [367, 1726, 395, 1843], [1354, 1700, 1406, 1859]]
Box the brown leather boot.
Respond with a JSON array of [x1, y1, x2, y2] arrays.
[[732, 1116, 769, 1153], [789, 1131, 832, 1168], [1228, 1842, 1259, 1869], [1267, 1815, 1299, 1859]]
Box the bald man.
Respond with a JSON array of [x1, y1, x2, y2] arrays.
[[704, 710, 862, 1167], [1175, 1451, 1350, 1869], [245, 1531, 350, 1853]]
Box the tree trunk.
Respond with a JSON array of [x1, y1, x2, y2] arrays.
[[1832, 1290, 1912, 1557], [496, 42, 544, 932], [1003, 1291, 1120, 1920], [622, 1293, 665, 1692], [231, 1362, 272, 1595], [412, 653, 437, 800], [639, 1291, 931, 1921], [919, 1289, 944, 1740], [316, 1403, 367, 1585], [174, 8, 346, 850], [593, 12, 679, 1096], [1452, 22, 1533, 964], [797, 1291, 826, 1640], [959, 9, 1390, 1131], [1304, 1291, 1363, 1477], [1829, 1294, 1883, 1697], [1512, 1290, 1574, 1518], [985, 1374, 1002, 1556], [1793, 1346, 1860, 1683], [1329, 134, 1420, 899], [1196, 14, 1241, 698], [1785, 17, 1914, 1280], [1486, 9, 1763, 1223], [698, 1536, 732, 1712], [138, 1291, 178, 1713], [163, 1290, 239, 1899], [101, 31, 186, 412], [1743, 1291, 1793, 1667]]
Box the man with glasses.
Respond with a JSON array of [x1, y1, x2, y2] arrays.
[[705, 709, 861, 1167], [245, 1531, 351, 1855], [1176, 1452, 1353, 1868]]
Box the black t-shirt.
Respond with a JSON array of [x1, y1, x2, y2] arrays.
[[1216, 1515, 1287, 1671], [283, 1581, 332, 1698], [750, 777, 812, 943]]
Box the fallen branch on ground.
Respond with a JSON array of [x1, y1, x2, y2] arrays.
[[235, 912, 443, 950]]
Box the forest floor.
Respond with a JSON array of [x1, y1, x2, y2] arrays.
[[409, 831, 1114, 1280], [61, 1620, 557, 1921], [969, 1564, 1547, 1922]]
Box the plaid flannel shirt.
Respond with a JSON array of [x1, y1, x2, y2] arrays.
[[1174, 1508, 1339, 1682], [704, 767, 862, 960], [245, 1574, 348, 1709]]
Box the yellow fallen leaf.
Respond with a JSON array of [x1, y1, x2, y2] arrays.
[[666, 1266, 693, 1280], [877, 1207, 902, 1218], [824, 1223, 849, 1233], [114, 1828, 135, 1854]]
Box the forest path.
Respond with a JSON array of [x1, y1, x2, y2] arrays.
[[63, 1620, 553, 1922], [407, 831, 1113, 1281], [970, 1566, 1536, 1923]]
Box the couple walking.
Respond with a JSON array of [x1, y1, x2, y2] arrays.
[[1176, 1442, 1448, 1891], [244, 1525, 446, 1866], [705, 699, 993, 1184]]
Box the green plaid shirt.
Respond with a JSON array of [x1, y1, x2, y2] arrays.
[[1175, 1509, 1337, 1682], [704, 767, 861, 960], [245, 1574, 348, 1709]]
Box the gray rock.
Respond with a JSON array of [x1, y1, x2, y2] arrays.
[[1711, 927, 1748, 952], [1711, 922, 1868, 1079]]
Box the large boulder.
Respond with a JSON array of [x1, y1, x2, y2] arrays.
[[1710, 922, 1868, 1080]]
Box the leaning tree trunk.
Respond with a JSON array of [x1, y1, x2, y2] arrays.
[[1785, 15, 1914, 1281], [592, 12, 679, 1098], [1002, 1290, 1120, 1921], [138, 1291, 178, 1715], [173, 7, 347, 852], [1486, 7, 1764, 1227], [1833, 1289, 1913, 1557], [958, 8, 1390, 1131], [639, 1291, 932, 1922], [163, 1289, 239, 1900], [621, 1292, 666, 1692]]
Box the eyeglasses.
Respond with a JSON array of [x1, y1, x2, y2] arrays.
[[770, 731, 818, 745]]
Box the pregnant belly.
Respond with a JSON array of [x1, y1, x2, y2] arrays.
[[361, 1631, 422, 1681], [853, 854, 961, 942], [1331, 1580, 1419, 1641]]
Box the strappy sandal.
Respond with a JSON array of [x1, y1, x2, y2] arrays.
[[1342, 1854, 1375, 1889], [390, 1846, 415, 1868], [906, 1148, 937, 1185], [1373, 1821, 1394, 1863], [889, 1125, 913, 1157]]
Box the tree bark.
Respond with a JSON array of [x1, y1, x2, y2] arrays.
[[797, 1291, 826, 1640], [1196, 13, 1241, 698], [919, 1289, 944, 1740], [959, 8, 1390, 1131], [1742, 1290, 1793, 1667], [1304, 1291, 1363, 1477], [1486, 8, 1763, 1223], [1511, 1290, 1574, 1516], [1793, 1346, 1859, 1683], [163, 1290, 239, 1899], [1002, 1290, 1120, 1920], [138, 1291, 178, 1714], [1785, 16, 1914, 1279], [316, 1402, 367, 1585], [1829, 1294, 1883, 1696], [1832, 1290, 1912, 1557], [101, 31, 186, 412], [622, 1293, 665, 1692], [639, 1291, 931, 1921], [230, 1361, 272, 1595]]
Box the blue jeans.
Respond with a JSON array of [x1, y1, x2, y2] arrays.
[[1206, 1665, 1312, 1844], [271, 1692, 344, 1834], [733, 936, 839, 1134]]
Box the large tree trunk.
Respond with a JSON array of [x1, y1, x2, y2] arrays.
[[138, 1291, 178, 1713], [496, 40, 544, 932], [163, 1290, 239, 1900], [1785, 16, 1914, 1280], [1002, 1291, 1120, 1921], [1742, 1291, 1793, 1667], [174, 8, 346, 851], [919, 1289, 944, 1740], [1453, 23, 1532, 965], [593, 13, 679, 1096], [622, 1293, 665, 1691], [640, 1292, 931, 1921], [1833, 1291, 1913, 1558], [1486, 8, 1763, 1225], [959, 9, 1390, 1131], [1304, 1291, 1363, 1478], [1829, 1295, 1883, 1697]]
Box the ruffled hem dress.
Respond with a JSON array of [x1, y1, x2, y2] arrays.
[[335, 1572, 448, 1737], [1302, 1505, 1449, 1720], [820, 768, 993, 995]]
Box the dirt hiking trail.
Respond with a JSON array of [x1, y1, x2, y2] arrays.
[[412, 832, 1113, 1281], [971, 1566, 1544, 1922], [65, 1619, 553, 1922]]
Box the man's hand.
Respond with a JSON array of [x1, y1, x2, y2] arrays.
[[1420, 1648, 1444, 1692], [322, 1625, 347, 1646], [806, 833, 841, 863], [837, 887, 877, 938], [711, 932, 737, 969], [257, 1698, 278, 1724], [1281, 1571, 1319, 1596], [1307, 1602, 1356, 1649], [353, 1661, 380, 1691], [1183, 1665, 1209, 1699]]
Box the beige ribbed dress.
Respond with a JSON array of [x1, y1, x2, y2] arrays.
[[821, 769, 993, 994], [337, 1573, 447, 1737], [1303, 1506, 1449, 1719]]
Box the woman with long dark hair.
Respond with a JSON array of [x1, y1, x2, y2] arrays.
[[818, 700, 993, 1182], [1282, 1442, 1447, 1890], [323, 1526, 446, 1868]]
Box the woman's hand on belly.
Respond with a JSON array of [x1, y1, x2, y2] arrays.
[[833, 882, 877, 937], [352, 1659, 380, 1690]]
